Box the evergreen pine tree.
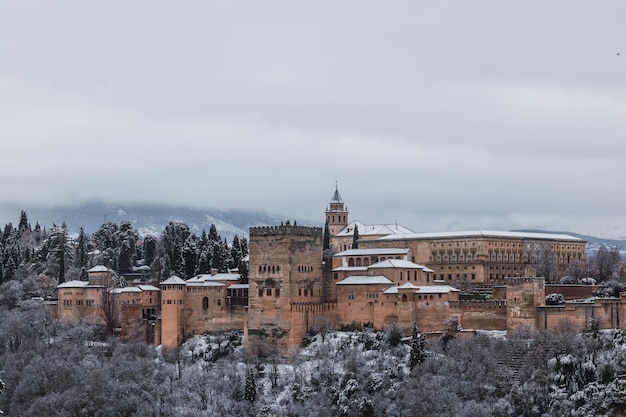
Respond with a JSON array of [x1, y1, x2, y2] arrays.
[[34, 222, 42, 245], [244, 368, 257, 403], [18, 210, 29, 233], [211, 242, 225, 272], [231, 235, 242, 269], [240, 237, 249, 258], [208, 224, 220, 242], [75, 227, 88, 269], [352, 224, 360, 249], [409, 321, 427, 370], [238, 258, 249, 284]]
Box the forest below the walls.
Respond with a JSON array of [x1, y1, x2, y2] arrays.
[[1, 300, 626, 416]]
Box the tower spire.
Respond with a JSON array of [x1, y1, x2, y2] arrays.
[[330, 181, 343, 204]]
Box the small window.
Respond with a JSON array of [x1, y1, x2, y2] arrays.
[[202, 297, 209, 310]]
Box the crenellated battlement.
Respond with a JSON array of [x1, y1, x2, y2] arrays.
[[504, 277, 544, 286], [250, 225, 322, 237], [450, 300, 507, 309]]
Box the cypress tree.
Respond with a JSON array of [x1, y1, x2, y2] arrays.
[[323, 220, 330, 251], [244, 368, 257, 403], [351, 224, 360, 249], [409, 321, 427, 370]]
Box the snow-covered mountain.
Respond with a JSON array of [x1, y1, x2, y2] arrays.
[[4, 202, 315, 241]]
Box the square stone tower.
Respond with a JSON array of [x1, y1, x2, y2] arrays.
[[246, 225, 324, 351]]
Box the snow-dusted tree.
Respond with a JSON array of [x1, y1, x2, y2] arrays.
[[0, 377, 4, 415], [590, 245, 622, 282], [18, 210, 29, 234], [74, 227, 89, 270], [180, 234, 198, 278], [386, 322, 403, 348], [533, 244, 558, 282], [162, 222, 190, 277], [208, 223, 220, 243], [409, 322, 426, 370], [244, 368, 256, 403], [100, 287, 117, 334], [567, 259, 588, 281], [142, 235, 157, 266]]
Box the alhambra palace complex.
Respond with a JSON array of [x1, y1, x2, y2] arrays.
[[57, 188, 626, 351]]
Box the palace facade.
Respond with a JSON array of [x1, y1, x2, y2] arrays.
[[57, 187, 626, 352]]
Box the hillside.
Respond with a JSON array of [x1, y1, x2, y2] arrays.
[[513, 229, 626, 252], [5, 202, 309, 241]]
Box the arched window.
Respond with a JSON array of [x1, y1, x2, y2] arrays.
[[348, 258, 355, 267], [202, 297, 209, 310], [402, 294, 408, 302]]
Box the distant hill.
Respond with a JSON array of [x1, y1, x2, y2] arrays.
[[6, 202, 315, 241], [512, 229, 626, 251]]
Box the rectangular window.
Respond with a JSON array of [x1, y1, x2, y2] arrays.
[[266, 288, 272, 296], [258, 289, 263, 297], [275, 288, 280, 297]]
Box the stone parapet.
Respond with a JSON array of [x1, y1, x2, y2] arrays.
[[450, 300, 507, 309], [250, 225, 322, 237]]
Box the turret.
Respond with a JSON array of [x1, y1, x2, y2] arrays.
[[325, 185, 348, 237]]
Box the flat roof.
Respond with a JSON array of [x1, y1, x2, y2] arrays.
[[378, 230, 584, 242], [336, 275, 393, 285], [334, 248, 410, 257]]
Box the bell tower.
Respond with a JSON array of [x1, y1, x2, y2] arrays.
[[325, 184, 348, 237]]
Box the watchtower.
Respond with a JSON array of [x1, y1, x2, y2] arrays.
[[160, 276, 186, 347], [246, 225, 324, 351]]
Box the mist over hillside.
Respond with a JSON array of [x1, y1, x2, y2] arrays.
[[2, 202, 625, 250], [0, 202, 314, 241]]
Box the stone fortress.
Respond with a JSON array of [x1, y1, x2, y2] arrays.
[[57, 187, 626, 351]]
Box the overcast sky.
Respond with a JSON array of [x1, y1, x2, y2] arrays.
[[1, 1, 625, 238]]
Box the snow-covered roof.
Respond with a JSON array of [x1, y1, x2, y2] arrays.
[[57, 280, 89, 289], [137, 285, 160, 292], [133, 265, 151, 271], [336, 221, 414, 237], [336, 275, 393, 285], [416, 285, 460, 294], [334, 248, 410, 257], [378, 230, 584, 242], [332, 266, 368, 272], [111, 287, 142, 294], [185, 281, 225, 287], [228, 284, 249, 290], [329, 187, 343, 204], [161, 276, 186, 285], [383, 284, 460, 294], [187, 273, 240, 283], [88, 265, 111, 273], [369, 259, 433, 271]]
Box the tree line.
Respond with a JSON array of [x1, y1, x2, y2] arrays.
[[0, 210, 249, 291]]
